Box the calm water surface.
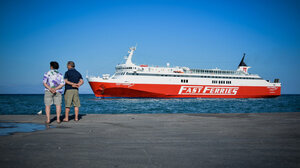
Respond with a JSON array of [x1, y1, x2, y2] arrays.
[[0, 94, 299, 115]]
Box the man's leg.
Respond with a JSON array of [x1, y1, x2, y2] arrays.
[[64, 107, 70, 122], [45, 105, 51, 123], [74, 107, 79, 121], [44, 91, 53, 124], [73, 90, 81, 121], [53, 93, 62, 123], [64, 90, 71, 122], [56, 105, 61, 122]]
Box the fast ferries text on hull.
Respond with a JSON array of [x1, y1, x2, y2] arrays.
[[87, 47, 281, 98]]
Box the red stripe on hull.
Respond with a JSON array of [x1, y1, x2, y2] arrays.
[[88, 82, 281, 98]]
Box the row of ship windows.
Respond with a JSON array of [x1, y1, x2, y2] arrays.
[[180, 79, 232, 84], [116, 67, 136, 70], [212, 80, 231, 84], [190, 69, 237, 75], [123, 73, 261, 80], [181, 79, 189, 83]]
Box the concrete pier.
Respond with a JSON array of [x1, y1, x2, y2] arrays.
[[0, 112, 300, 168]]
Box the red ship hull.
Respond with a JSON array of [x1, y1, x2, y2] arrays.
[[88, 82, 281, 98]]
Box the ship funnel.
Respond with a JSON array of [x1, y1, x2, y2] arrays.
[[238, 53, 247, 67], [237, 53, 251, 74], [274, 79, 280, 83]]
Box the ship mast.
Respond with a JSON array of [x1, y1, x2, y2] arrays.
[[125, 46, 136, 65]]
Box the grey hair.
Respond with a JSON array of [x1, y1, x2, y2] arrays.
[[67, 61, 75, 68]]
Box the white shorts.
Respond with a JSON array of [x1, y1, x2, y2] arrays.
[[44, 91, 62, 106]]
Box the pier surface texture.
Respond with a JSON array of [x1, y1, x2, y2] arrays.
[[0, 113, 300, 168]]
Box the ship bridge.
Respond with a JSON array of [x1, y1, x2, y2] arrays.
[[114, 46, 183, 74]]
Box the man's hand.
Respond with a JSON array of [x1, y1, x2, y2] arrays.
[[50, 88, 56, 93], [43, 83, 57, 93], [65, 79, 83, 88], [72, 83, 80, 88]]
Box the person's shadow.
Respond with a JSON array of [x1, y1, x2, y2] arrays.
[[50, 114, 86, 123]]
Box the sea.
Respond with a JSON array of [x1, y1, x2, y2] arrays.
[[0, 94, 299, 115]]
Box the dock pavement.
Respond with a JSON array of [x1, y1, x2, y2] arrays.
[[0, 112, 300, 168]]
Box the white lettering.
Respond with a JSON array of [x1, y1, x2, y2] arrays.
[[232, 88, 238, 95], [178, 87, 187, 94], [203, 87, 210, 93], [215, 88, 219, 94], [178, 86, 239, 95]]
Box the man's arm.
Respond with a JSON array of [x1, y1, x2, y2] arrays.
[[55, 83, 65, 91], [77, 79, 84, 87], [64, 79, 79, 88], [43, 82, 51, 90], [64, 79, 74, 85], [75, 73, 84, 88], [71, 79, 84, 88], [43, 83, 56, 93]]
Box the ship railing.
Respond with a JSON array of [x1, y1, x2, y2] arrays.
[[186, 69, 258, 76]]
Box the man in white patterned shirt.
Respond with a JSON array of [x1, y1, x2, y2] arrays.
[[43, 61, 65, 124]]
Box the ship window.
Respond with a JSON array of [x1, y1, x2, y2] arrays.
[[181, 79, 188, 83]]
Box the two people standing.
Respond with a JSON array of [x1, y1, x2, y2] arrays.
[[43, 61, 83, 124]]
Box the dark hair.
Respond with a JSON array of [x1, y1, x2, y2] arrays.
[[67, 61, 75, 68], [50, 61, 59, 69]]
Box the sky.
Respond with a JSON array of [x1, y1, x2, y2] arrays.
[[0, 0, 299, 94]]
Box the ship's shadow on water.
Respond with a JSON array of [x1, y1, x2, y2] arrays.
[[0, 94, 299, 115]]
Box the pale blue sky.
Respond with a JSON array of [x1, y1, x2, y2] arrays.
[[0, 0, 299, 94]]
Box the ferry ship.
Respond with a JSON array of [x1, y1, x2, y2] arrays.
[[87, 47, 281, 98]]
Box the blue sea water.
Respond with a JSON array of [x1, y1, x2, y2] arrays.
[[0, 122, 51, 136], [0, 94, 299, 115]]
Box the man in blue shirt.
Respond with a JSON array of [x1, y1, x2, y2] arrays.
[[63, 61, 84, 122]]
